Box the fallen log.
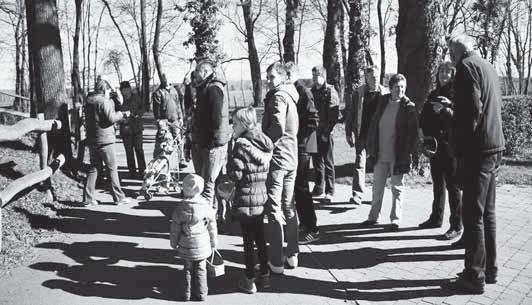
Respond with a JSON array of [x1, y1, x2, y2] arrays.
[[0, 155, 65, 252], [0, 118, 61, 142]]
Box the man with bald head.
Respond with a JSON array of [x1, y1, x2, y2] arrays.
[[446, 34, 505, 294], [191, 59, 231, 213]]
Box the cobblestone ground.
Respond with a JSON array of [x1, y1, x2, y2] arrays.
[[1, 115, 531, 305]]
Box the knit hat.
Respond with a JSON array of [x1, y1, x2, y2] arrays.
[[182, 174, 204, 198]]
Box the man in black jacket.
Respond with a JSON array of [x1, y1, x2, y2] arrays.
[[191, 60, 232, 210], [311, 66, 339, 201], [447, 34, 505, 294], [285, 62, 320, 244]]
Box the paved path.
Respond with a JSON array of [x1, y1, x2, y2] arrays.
[[1, 115, 532, 305]]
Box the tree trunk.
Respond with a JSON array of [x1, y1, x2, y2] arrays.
[[153, 0, 163, 82], [72, 0, 83, 107], [377, 0, 385, 83], [93, 6, 105, 86], [296, 0, 307, 63], [140, 0, 150, 108], [86, 0, 91, 90], [275, 0, 283, 61], [345, 0, 366, 112], [242, 1, 262, 106], [14, 15, 22, 110], [283, 0, 299, 63], [323, 0, 342, 94], [25, 0, 72, 166], [396, 0, 444, 111], [25, 0, 36, 117]]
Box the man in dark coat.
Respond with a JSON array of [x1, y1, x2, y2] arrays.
[[311, 66, 339, 201], [118, 81, 146, 178], [285, 62, 320, 244], [447, 34, 505, 294], [345, 65, 387, 205], [191, 60, 232, 211]]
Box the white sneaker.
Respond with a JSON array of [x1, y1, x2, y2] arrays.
[[267, 261, 284, 274], [285, 254, 298, 269]]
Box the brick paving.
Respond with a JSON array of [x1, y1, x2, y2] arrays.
[[1, 114, 532, 305]]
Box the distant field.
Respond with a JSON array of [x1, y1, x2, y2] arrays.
[[227, 89, 258, 109]]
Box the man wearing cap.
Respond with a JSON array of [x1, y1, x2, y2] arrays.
[[191, 60, 231, 211], [119, 81, 146, 178]]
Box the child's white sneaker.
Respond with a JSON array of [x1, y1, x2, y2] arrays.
[[285, 254, 298, 269], [238, 276, 257, 294]]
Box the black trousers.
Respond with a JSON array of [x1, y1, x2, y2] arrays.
[[312, 134, 335, 195], [295, 153, 318, 231], [462, 152, 502, 282], [240, 214, 268, 279], [428, 153, 462, 230]]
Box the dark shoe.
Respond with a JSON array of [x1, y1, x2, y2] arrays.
[[299, 230, 320, 245], [418, 219, 442, 229], [390, 223, 400, 232], [311, 188, 324, 197], [361, 219, 378, 226], [486, 271, 498, 284], [443, 228, 462, 240], [257, 272, 271, 290], [238, 276, 257, 294], [349, 196, 362, 205], [447, 276, 484, 294], [451, 237, 465, 248], [191, 295, 206, 301]]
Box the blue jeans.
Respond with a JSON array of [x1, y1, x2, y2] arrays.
[[462, 152, 502, 282], [266, 165, 299, 267], [83, 143, 125, 203], [183, 259, 207, 300], [192, 143, 228, 209]]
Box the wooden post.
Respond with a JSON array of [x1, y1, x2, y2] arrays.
[[37, 113, 53, 201]]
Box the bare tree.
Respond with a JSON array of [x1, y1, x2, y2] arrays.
[[283, 0, 299, 62], [152, 0, 163, 81], [345, 0, 368, 109], [1, 0, 29, 111], [323, 0, 342, 93], [240, 0, 263, 106], [100, 0, 139, 89], [71, 0, 83, 108], [140, 0, 150, 105], [104, 49, 124, 82]]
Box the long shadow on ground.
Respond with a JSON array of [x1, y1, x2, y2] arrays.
[[15, 205, 171, 239], [30, 240, 457, 302]]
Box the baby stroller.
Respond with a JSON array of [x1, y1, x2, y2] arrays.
[[140, 120, 183, 201]]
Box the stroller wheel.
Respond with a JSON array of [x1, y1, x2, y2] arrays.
[[144, 191, 153, 201]]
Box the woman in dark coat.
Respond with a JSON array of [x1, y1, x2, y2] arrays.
[[418, 61, 463, 241]]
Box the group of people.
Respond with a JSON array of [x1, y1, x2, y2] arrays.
[[81, 33, 505, 300]]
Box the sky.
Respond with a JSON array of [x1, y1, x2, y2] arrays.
[[0, 0, 399, 91]]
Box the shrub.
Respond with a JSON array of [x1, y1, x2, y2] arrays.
[[501, 95, 532, 156]]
